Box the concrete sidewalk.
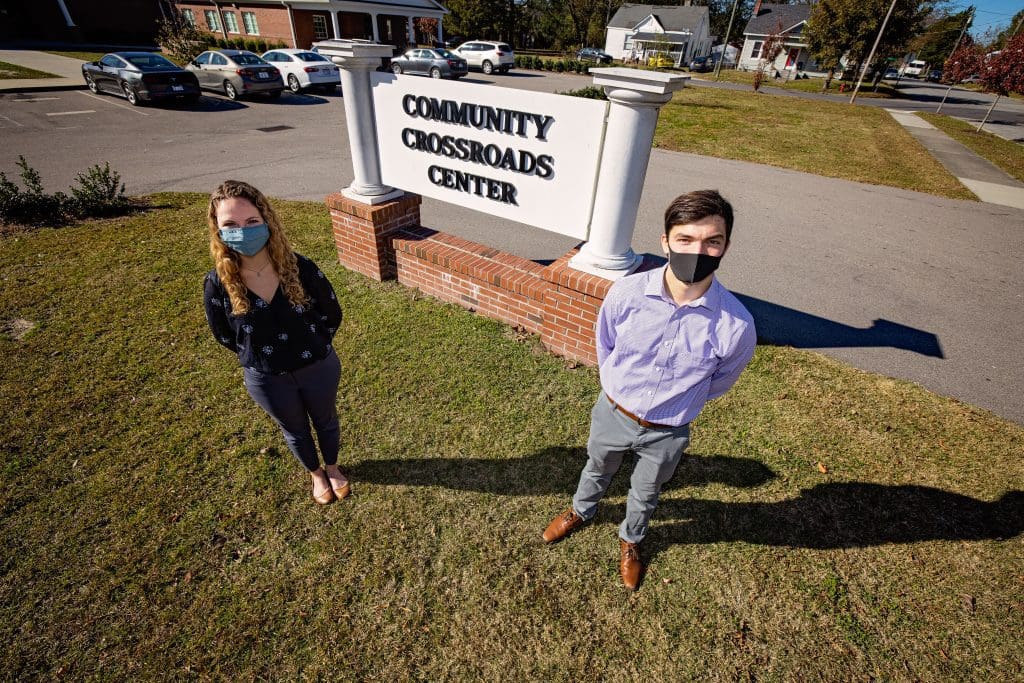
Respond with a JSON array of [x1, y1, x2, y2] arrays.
[[886, 109, 1024, 210], [0, 49, 87, 92]]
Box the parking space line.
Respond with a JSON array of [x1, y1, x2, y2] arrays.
[[0, 114, 24, 127], [46, 110, 95, 116], [14, 97, 60, 102], [76, 90, 151, 116]]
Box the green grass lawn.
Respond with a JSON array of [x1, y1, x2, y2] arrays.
[[655, 87, 975, 200], [1, 195, 1021, 679], [918, 112, 1024, 184], [43, 50, 105, 63], [701, 69, 901, 98], [0, 61, 59, 80]]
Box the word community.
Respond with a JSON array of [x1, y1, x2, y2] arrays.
[[399, 93, 559, 206]]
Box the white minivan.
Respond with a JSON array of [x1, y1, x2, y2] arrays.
[[901, 60, 927, 78]]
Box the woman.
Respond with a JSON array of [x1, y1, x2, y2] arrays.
[[203, 180, 348, 505]]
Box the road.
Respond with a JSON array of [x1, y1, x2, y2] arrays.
[[1, 70, 1022, 424]]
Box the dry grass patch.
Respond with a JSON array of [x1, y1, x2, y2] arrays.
[[0, 195, 1021, 680], [655, 87, 975, 200], [0, 61, 58, 80]]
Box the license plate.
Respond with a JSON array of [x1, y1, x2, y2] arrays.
[[171, 85, 184, 92], [258, 72, 269, 79]]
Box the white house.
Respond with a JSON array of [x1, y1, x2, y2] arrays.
[[738, 1, 826, 76], [604, 3, 712, 67]]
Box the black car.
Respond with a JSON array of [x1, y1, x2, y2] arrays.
[[576, 47, 613, 64], [82, 52, 200, 106], [688, 55, 713, 73]]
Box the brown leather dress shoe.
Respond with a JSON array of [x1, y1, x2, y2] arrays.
[[542, 507, 585, 543], [619, 539, 643, 591]]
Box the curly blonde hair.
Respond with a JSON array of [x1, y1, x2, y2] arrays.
[[207, 180, 308, 316]]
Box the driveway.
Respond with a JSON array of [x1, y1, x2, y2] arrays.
[[1, 69, 1022, 424]]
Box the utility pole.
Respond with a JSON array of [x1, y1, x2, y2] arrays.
[[714, 0, 741, 80], [937, 7, 975, 113], [850, 0, 898, 104]]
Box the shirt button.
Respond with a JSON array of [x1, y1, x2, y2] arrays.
[[647, 390, 653, 395]]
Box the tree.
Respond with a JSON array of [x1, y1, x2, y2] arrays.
[[156, 10, 209, 66], [805, 0, 930, 85], [752, 22, 786, 91], [941, 37, 982, 83], [975, 32, 1024, 131], [415, 18, 438, 45], [987, 9, 1024, 51], [909, 8, 973, 68]]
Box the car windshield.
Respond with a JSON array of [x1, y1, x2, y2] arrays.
[[297, 52, 328, 62], [231, 53, 266, 65], [125, 54, 178, 70]]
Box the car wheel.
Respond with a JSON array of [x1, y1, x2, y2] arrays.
[[85, 74, 98, 93], [430, 67, 441, 79], [287, 74, 302, 93], [482, 60, 493, 75], [224, 81, 238, 100], [392, 63, 403, 75], [184, 94, 200, 105], [122, 83, 140, 106], [267, 89, 282, 100], [500, 66, 510, 74]]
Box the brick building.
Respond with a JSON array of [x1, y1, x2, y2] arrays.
[[170, 0, 449, 51], [0, 0, 166, 45]]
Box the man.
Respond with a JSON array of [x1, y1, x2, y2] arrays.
[[542, 189, 756, 590]]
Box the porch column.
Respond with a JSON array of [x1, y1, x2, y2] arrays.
[[569, 68, 688, 279], [371, 14, 380, 42], [437, 17, 443, 44], [407, 16, 416, 46], [330, 11, 340, 40], [315, 40, 403, 205]]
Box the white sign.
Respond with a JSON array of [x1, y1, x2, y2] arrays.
[[370, 72, 609, 240]]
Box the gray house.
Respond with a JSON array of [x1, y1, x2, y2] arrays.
[[738, 1, 826, 76], [603, 3, 712, 67]]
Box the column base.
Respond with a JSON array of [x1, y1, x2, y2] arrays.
[[342, 186, 405, 205], [567, 249, 642, 280]]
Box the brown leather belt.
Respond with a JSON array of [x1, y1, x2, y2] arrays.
[[606, 394, 672, 429]]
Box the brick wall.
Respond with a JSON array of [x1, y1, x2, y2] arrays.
[[326, 191, 662, 366], [174, 2, 294, 47]]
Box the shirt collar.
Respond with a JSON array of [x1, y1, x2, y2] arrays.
[[646, 265, 720, 311]]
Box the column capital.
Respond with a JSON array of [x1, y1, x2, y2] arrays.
[[313, 39, 394, 70], [589, 67, 690, 96]]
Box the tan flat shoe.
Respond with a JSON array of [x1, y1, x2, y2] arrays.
[[313, 488, 336, 505], [325, 466, 351, 500]]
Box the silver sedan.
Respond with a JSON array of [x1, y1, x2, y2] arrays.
[[390, 48, 468, 79]]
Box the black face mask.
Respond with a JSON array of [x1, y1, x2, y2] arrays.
[[666, 247, 722, 284]]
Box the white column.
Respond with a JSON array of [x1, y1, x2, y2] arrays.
[[569, 68, 688, 279], [330, 11, 340, 40], [316, 40, 403, 205], [437, 17, 443, 45], [407, 16, 416, 46], [371, 14, 380, 42]]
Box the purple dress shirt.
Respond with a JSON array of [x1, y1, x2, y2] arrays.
[[596, 267, 756, 427]]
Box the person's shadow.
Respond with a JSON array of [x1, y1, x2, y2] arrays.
[[351, 448, 1023, 554]]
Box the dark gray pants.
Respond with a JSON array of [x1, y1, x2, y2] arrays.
[[243, 349, 341, 472], [572, 394, 691, 543]]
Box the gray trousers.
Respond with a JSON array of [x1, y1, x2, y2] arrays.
[[243, 349, 341, 472], [572, 394, 691, 544]]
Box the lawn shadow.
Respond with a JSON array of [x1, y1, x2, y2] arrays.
[[640, 484, 1023, 560], [350, 447, 776, 497]]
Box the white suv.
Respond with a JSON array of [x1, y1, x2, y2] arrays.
[[453, 41, 514, 74]]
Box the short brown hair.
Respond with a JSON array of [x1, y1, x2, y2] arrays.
[[663, 190, 734, 241]]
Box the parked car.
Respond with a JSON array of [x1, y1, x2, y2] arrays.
[[390, 48, 468, 79], [688, 55, 713, 72], [82, 52, 200, 106], [883, 68, 900, 80], [434, 35, 465, 49], [646, 51, 674, 68], [926, 69, 943, 83], [576, 47, 613, 64], [452, 41, 514, 74], [186, 49, 284, 101], [261, 48, 340, 93]]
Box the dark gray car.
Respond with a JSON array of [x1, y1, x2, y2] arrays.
[[390, 48, 468, 79], [185, 49, 284, 100]]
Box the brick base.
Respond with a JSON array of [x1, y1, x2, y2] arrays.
[[327, 192, 661, 366]]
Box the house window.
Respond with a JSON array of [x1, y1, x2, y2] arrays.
[[223, 11, 239, 34], [751, 40, 763, 59], [181, 9, 195, 28], [204, 10, 220, 32], [242, 11, 260, 35], [312, 15, 329, 40]]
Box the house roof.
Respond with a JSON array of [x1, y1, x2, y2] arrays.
[[743, 3, 811, 36], [608, 4, 708, 31]]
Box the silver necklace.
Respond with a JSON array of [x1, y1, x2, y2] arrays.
[[242, 259, 273, 278]]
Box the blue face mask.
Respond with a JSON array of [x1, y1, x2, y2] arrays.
[[219, 224, 270, 257]]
